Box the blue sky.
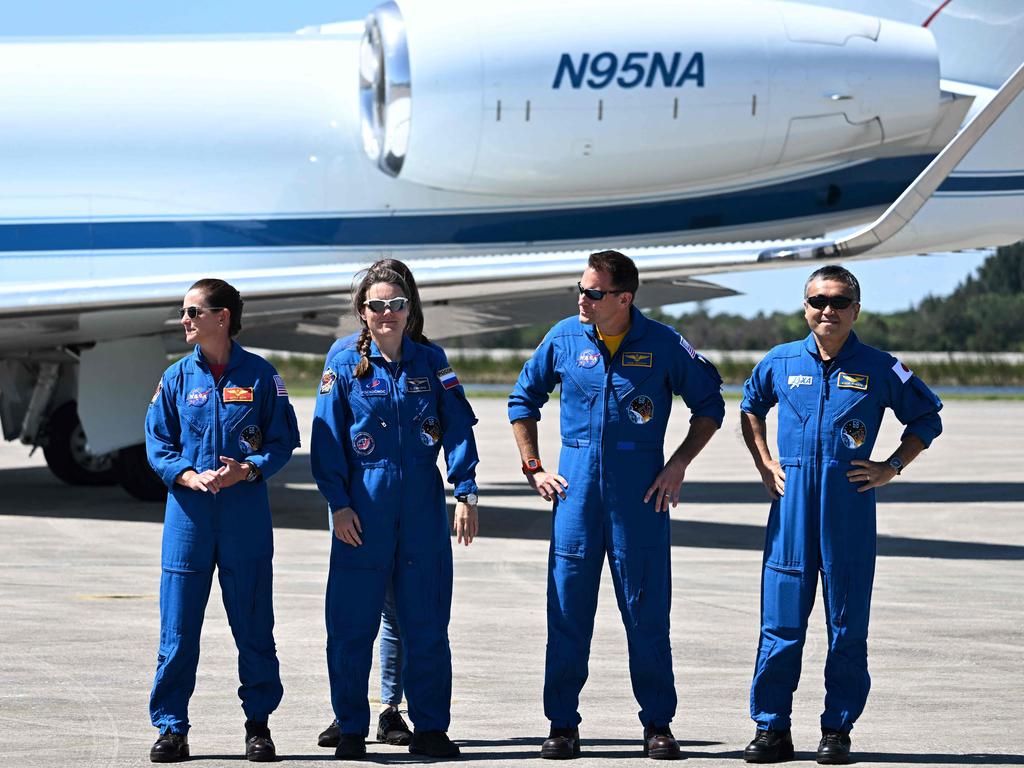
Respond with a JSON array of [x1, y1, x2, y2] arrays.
[[1, 1, 993, 317]]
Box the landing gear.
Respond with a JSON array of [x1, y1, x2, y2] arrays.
[[115, 444, 167, 502], [42, 401, 118, 486]]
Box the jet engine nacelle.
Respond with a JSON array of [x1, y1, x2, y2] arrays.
[[361, 0, 942, 197]]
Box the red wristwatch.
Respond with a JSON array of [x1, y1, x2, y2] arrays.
[[522, 458, 543, 475]]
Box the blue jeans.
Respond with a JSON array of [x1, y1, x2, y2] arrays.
[[380, 578, 403, 707]]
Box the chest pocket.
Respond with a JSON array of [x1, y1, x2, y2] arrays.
[[612, 365, 661, 429], [408, 397, 443, 462]]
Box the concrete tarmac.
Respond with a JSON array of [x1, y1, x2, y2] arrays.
[[0, 396, 1021, 767]]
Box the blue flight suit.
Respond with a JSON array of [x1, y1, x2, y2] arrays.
[[741, 331, 942, 733], [311, 334, 479, 737], [508, 306, 725, 729], [146, 341, 301, 734]]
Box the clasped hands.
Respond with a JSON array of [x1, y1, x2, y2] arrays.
[[179, 456, 252, 494]]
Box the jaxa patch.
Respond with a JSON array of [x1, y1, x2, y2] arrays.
[[186, 388, 210, 407], [621, 351, 653, 368], [437, 366, 460, 390], [678, 335, 696, 358], [224, 387, 254, 403], [627, 395, 654, 425], [420, 416, 442, 447], [352, 431, 375, 456], [837, 373, 869, 391], [892, 359, 913, 384], [406, 377, 431, 394], [788, 375, 813, 389], [577, 349, 601, 369], [360, 377, 389, 396], [150, 379, 163, 405], [319, 369, 337, 395], [239, 425, 262, 453], [840, 418, 867, 449]]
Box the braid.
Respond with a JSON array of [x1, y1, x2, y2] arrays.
[[353, 327, 373, 379]]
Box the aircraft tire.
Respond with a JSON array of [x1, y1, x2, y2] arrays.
[[42, 401, 119, 486], [115, 444, 167, 502]]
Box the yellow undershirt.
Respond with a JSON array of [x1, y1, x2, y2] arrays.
[[596, 325, 629, 358]]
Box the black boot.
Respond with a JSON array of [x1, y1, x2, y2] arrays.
[[150, 731, 189, 763], [409, 730, 461, 758], [377, 708, 413, 745], [744, 729, 794, 763], [816, 728, 851, 765], [244, 720, 277, 762], [643, 725, 681, 760], [334, 733, 367, 760], [541, 727, 580, 759], [318, 720, 340, 748]]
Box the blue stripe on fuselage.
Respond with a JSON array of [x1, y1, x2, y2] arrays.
[[1, 155, 1018, 253]]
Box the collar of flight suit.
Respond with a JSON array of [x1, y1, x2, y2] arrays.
[[579, 304, 650, 347], [193, 340, 245, 375], [367, 334, 422, 365], [801, 329, 862, 364]]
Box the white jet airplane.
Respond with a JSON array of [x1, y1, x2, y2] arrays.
[[0, 0, 1021, 500]]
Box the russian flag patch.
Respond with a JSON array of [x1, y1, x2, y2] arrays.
[[437, 366, 460, 390]]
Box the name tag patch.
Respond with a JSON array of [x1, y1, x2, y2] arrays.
[[622, 351, 653, 368], [361, 377, 389, 396], [224, 387, 254, 402], [837, 373, 869, 391], [406, 377, 431, 394], [788, 375, 813, 389]]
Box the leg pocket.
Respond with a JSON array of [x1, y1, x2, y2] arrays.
[[762, 563, 810, 633]]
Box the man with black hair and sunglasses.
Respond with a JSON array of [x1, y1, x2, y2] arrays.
[[509, 250, 725, 760], [739, 265, 943, 766]]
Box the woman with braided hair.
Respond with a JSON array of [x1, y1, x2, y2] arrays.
[[311, 259, 480, 759]]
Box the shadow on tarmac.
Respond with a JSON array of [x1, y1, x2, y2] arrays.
[[4, 461, 1024, 560]]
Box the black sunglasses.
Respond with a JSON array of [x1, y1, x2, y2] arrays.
[[806, 294, 855, 311], [364, 297, 409, 313], [178, 306, 224, 319], [577, 281, 626, 301]]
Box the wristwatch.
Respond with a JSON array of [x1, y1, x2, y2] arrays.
[[245, 463, 261, 483], [456, 492, 479, 505], [887, 455, 904, 475], [522, 458, 543, 475]]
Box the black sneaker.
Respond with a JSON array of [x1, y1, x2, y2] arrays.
[[150, 731, 189, 763], [541, 727, 580, 759], [335, 733, 367, 760], [377, 708, 413, 746], [318, 720, 340, 748], [244, 720, 277, 762], [744, 729, 794, 763], [816, 728, 851, 765], [409, 730, 461, 758], [643, 725, 681, 760]]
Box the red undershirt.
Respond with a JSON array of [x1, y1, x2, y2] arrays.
[[209, 363, 227, 382]]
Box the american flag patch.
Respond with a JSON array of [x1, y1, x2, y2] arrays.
[[274, 375, 288, 397], [437, 366, 460, 390]]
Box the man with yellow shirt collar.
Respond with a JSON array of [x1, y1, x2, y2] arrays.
[[509, 250, 725, 760]]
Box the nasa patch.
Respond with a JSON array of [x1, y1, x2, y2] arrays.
[[186, 388, 210, 407], [627, 395, 654, 425], [239, 425, 262, 453], [360, 377, 389, 396], [319, 369, 337, 395], [419, 416, 442, 447], [352, 431, 375, 456], [840, 418, 867, 449], [577, 349, 601, 368]]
